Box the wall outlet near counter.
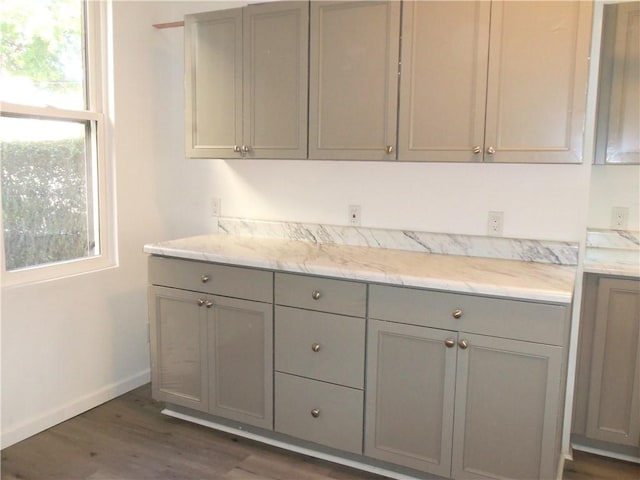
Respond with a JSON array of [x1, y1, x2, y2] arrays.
[[611, 206, 629, 229], [487, 211, 504, 236], [348, 205, 362, 226]]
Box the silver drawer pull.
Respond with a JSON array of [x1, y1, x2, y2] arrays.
[[311, 408, 320, 418], [452, 309, 463, 319], [201, 275, 210, 283], [311, 290, 321, 300], [197, 299, 205, 306], [311, 343, 321, 353], [444, 338, 456, 348], [205, 301, 213, 309], [458, 339, 469, 350]]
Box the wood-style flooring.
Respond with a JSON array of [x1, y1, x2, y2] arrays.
[[2, 384, 639, 480]]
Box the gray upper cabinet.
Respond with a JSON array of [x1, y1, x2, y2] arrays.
[[398, 1, 490, 162], [595, 2, 640, 165], [398, 0, 592, 163], [308, 1, 400, 161], [185, 2, 308, 159]]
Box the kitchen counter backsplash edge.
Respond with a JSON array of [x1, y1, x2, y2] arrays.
[[216, 217, 579, 266]]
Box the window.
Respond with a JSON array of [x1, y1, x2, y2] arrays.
[[0, 0, 112, 284]]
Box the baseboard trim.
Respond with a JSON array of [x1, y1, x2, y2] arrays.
[[572, 443, 640, 465], [163, 407, 424, 480], [1, 369, 150, 449]]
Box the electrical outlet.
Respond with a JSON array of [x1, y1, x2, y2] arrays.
[[611, 206, 629, 229], [348, 205, 361, 226], [211, 197, 221, 217], [487, 211, 504, 236]]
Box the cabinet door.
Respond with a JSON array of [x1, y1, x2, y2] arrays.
[[185, 9, 243, 158], [149, 286, 209, 412], [596, 2, 640, 165], [397, 1, 490, 162], [208, 295, 273, 430], [451, 333, 562, 480], [586, 277, 640, 446], [365, 320, 457, 477], [308, 1, 400, 160], [484, 1, 592, 163], [243, 2, 308, 159]]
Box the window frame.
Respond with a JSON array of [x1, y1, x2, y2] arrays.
[[0, 0, 115, 287]]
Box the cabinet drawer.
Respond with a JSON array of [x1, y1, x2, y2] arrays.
[[274, 373, 363, 454], [369, 285, 568, 346], [275, 306, 365, 389], [149, 256, 273, 303], [275, 273, 366, 317]]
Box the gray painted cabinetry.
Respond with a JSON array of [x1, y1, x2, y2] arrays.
[[148, 256, 274, 429], [148, 257, 570, 479], [398, 0, 592, 163], [366, 285, 567, 480], [308, 1, 400, 160], [185, 2, 308, 159], [573, 275, 640, 456], [273, 273, 366, 454]]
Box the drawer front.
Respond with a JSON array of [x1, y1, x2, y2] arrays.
[[275, 273, 366, 317], [149, 256, 273, 303], [369, 285, 568, 346], [275, 306, 365, 388], [275, 373, 364, 454]]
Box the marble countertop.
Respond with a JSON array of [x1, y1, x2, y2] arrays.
[[144, 234, 576, 304], [584, 229, 640, 278]]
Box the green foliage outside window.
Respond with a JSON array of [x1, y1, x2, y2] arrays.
[[1, 138, 92, 271]]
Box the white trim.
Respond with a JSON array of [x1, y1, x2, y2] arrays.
[[0, 103, 102, 122], [0, 369, 150, 449], [162, 408, 422, 480], [572, 443, 640, 465]]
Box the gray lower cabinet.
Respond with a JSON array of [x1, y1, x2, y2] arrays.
[[149, 286, 209, 413], [149, 257, 274, 430], [149, 258, 569, 479], [366, 285, 567, 479], [273, 273, 366, 453], [574, 275, 640, 450], [365, 320, 457, 477], [451, 334, 563, 480]]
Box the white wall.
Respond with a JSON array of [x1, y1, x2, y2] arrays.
[[588, 165, 640, 230]]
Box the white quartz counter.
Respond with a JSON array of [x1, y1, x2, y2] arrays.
[[144, 234, 576, 304], [584, 229, 640, 278]]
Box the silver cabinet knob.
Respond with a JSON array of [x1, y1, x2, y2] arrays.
[[205, 301, 213, 309], [311, 290, 321, 300], [486, 146, 496, 155], [385, 145, 394, 154], [444, 338, 456, 348], [452, 309, 463, 319], [310, 408, 320, 418], [241, 145, 251, 153], [458, 339, 469, 349], [201, 275, 210, 283], [311, 343, 321, 352], [472, 146, 482, 154], [197, 299, 205, 306], [233, 145, 241, 153]]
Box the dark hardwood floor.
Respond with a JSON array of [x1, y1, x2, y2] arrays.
[[2, 384, 639, 480]]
